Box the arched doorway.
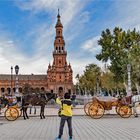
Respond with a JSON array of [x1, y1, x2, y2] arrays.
[[59, 87, 63, 92], [1, 88, 5, 95], [58, 87, 63, 97], [41, 87, 45, 91], [7, 88, 11, 95], [68, 89, 71, 94]]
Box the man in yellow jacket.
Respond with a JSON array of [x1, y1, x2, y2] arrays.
[[56, 92, 73, 140]]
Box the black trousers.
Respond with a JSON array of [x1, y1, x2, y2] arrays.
[[59, 115, 72, 138]]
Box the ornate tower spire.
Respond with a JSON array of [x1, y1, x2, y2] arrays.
[[55, 9, 63, 28], [47, 10, 73, 94], [54, 9, 65, 53]]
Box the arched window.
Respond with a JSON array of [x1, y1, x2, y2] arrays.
[[41, 87, 45, 91], [7, 88, 11, 94], [1, 88, 5, 93], [58, 31, 61, 36]]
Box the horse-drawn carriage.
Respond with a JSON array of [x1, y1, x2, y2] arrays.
[[84, 96, 132, 119], [0, 96, 21, 121]]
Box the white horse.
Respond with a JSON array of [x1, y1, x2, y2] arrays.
[[132, 95, 140, 117]]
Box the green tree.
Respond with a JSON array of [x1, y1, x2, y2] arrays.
[[76, 64, 101, 95], [96, 27, 140, 91]]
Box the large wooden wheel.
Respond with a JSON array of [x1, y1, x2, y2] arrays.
[[115, 106, 119, 114], [88, 103, 105, 119], [118, 105, 132, 118], [12, 105, 22, 117], [17, 108, 22, 117], [115, 106, 121, 115], [84, 101, 93, 116], [5, 107, 19, 121]]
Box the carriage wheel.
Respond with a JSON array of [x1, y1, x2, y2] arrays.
[[12, 105, 22, 117], [88, 103, 105, 119], [116, 106, 120, 115], [84, 101, 93, 116], [118, 106, 132, 118], [4, 107, 19, 121], [17, 108, 22, 117]]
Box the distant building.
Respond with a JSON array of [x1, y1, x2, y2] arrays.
[[0, 11, 74, 96]]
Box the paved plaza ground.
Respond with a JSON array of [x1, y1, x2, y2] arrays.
[[0, 107, 140, 140]]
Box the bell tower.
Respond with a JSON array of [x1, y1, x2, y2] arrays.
[[47, 10, 73, 94], [53, 9, 67, 68]]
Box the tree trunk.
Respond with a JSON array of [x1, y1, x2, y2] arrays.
[[123, 82, 128, 93], [135, 83, 140, 94]]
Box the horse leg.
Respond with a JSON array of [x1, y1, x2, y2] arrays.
[[34, 106, 36, 114], [23, 108, 26, 120], [40, 106, 42, 119], [25, 107, 29, 119], [40, 106, 45, 119], [42, 105, 45, 119]]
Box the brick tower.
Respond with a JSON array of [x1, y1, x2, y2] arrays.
[[47, 10, 73, 94]]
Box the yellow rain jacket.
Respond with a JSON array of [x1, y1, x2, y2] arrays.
[[56, 98, 72, 117]]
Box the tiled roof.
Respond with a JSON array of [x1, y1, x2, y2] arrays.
[[0, 74, 47, 81]]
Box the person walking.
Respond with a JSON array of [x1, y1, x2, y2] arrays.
[[56, 92, 73, 140]]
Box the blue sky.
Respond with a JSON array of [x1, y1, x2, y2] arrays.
[[0, 0, 140, 82]]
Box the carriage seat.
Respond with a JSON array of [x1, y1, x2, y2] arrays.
[[92, 96, 118, 110], [96, 96, 118, 102]]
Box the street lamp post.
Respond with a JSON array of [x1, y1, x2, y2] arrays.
[[126, 40, 132, 96], [15, 65, 19, 97], [77, 84, 80, 96], [127, 64, 132, 96], [11, 66, 13, 95]]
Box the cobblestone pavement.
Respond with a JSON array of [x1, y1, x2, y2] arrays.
[[0, 115, 140, 140]]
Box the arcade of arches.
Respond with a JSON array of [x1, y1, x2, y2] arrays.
[[0, 12, 74, 96]]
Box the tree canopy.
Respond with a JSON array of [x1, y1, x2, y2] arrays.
[[96, 27, 140, 89], [76, 27, 140, 95]]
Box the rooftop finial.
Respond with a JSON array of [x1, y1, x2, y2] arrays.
[[57, 8, 60, 18]]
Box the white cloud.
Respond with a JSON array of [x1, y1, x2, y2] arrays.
[[0, 35, 50, 74], [114, 0, 140, 31], [16, 0, 86, 29], [81, 36, 101, 55]]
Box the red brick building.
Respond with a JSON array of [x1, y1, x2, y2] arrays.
[[0, 12, 73, 96]]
